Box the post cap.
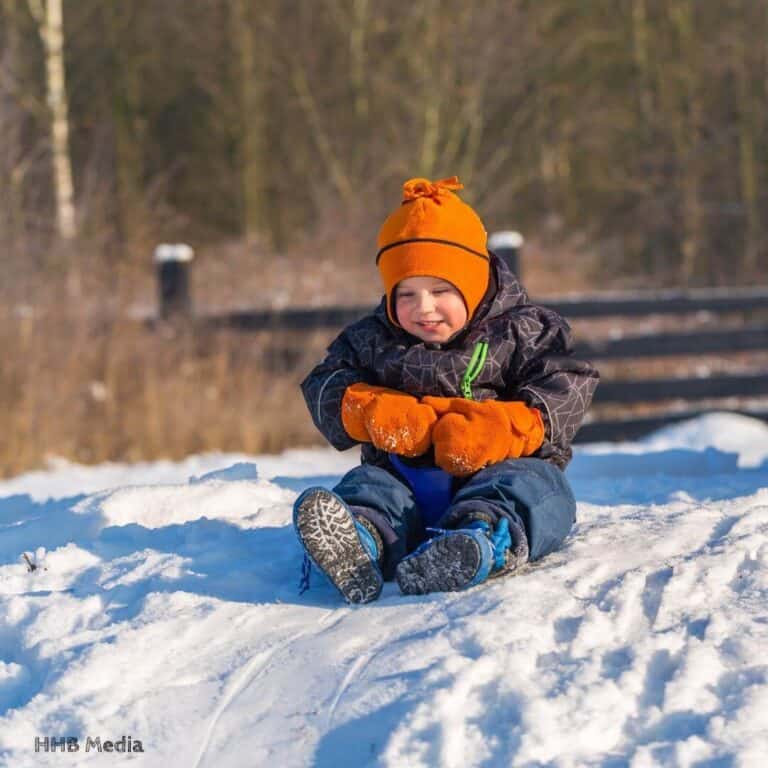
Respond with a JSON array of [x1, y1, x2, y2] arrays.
[[154, 243, 194, 263], [488, 231, 524, 250]]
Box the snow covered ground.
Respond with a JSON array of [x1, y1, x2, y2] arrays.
[[1, 412, 767, 767]]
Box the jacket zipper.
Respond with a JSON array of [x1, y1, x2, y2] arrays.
[[460, 340, 488, 399]]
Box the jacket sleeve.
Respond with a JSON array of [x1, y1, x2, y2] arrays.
[[505, 305, 599, 466], [300, 325, 375, 451]]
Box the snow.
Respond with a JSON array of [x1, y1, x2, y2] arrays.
[[580, 411, 768, 469], [1, 413, 767, 767]]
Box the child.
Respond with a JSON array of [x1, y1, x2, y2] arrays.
[[294, 176, 599, 603]]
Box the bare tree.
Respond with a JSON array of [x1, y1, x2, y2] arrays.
[[734, 0, 762, 274], [28, 0, 76, 239], [0, 0, 26, 254], [230, 0, 274, 247], [665, 0, 704, 281]]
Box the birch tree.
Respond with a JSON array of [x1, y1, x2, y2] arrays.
[[28, 0, 76, 239]]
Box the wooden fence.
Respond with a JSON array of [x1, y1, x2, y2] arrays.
[[153, 243, 768, 443]]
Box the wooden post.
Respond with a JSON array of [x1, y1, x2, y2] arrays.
[[488, 231, 524, 277], [154, 244, 194, 321]]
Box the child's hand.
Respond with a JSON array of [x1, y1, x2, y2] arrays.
[[341, 383, 438, 457], [421, 397, 545, 476], [341, 384, 391, 442]]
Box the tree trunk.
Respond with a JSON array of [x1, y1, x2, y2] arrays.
[[349, 0, 369, 125], [631, 0, 654, 135], [735, 1, 761, 276], [348, 0, 370, 177], [668, 0, 703, 282], [107, 2, 147, 258], [0, 0, 26, 254], [34, 0, 77, 240], [231, 0, 273, 247], [417, 0, 442, 177]]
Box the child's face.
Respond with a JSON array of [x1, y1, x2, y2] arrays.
[[394, 276, 468, 342]]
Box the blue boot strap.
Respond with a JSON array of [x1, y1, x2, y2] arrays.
[[354, 520, 380, 562], [464, 519, 511, 572]]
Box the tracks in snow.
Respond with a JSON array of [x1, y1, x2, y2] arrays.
[[193, 606, 349, 768]]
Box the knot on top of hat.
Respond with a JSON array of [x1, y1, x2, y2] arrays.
[[402, 176, 463, 204]]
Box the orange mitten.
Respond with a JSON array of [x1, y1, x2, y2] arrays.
[[341, 383, 391, 442], [502, 401, 546, 458], [422, 397, 544, 476], [341, 383, 438, 457]]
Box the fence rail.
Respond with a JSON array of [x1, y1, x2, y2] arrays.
[[594, 373, 768, 404], [187, 290, 768, 333], [541, 289, 768, 318], [575, 326, 768, 359]]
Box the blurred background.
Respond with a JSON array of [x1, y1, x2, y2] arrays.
[[1, 0, 767, 477]]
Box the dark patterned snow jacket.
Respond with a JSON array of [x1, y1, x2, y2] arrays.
[[301, 254, 599, 470]]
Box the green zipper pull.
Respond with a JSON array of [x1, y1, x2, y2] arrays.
[[460, 340, 488, 400]]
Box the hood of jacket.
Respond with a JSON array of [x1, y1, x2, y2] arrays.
[[372, 252, 528, 348]]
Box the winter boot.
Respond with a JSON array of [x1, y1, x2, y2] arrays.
[[395, 515, 521, 596], [294, 487, 384, 604]]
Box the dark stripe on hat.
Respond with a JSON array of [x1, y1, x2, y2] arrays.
[[375, 238, 489, 265]]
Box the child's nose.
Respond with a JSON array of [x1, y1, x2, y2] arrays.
[[416, 291, 437, 312]]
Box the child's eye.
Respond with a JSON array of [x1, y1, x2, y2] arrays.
[[397, 292, 414, 299]]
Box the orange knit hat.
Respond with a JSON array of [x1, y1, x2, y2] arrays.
[[376, 176, 490, 327]]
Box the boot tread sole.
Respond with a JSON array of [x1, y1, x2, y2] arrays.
[[295, 488, 382, 604], [396, 532, 485, 595]]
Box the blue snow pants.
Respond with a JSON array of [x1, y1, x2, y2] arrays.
[[333, 458, 576, 579]]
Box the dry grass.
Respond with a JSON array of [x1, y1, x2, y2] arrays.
[[0, 306, 334, 478]]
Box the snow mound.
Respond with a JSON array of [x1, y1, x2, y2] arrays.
[[84, 477, 294, 528], [580, 411, 768, 468], [190, 462, 260, 484], [640, 411, 768, 467], [0, 447, 358, 502]]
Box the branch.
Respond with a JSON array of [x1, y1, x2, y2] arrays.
[[26, 0, 43, 26], [290, 60, 354, 205]]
